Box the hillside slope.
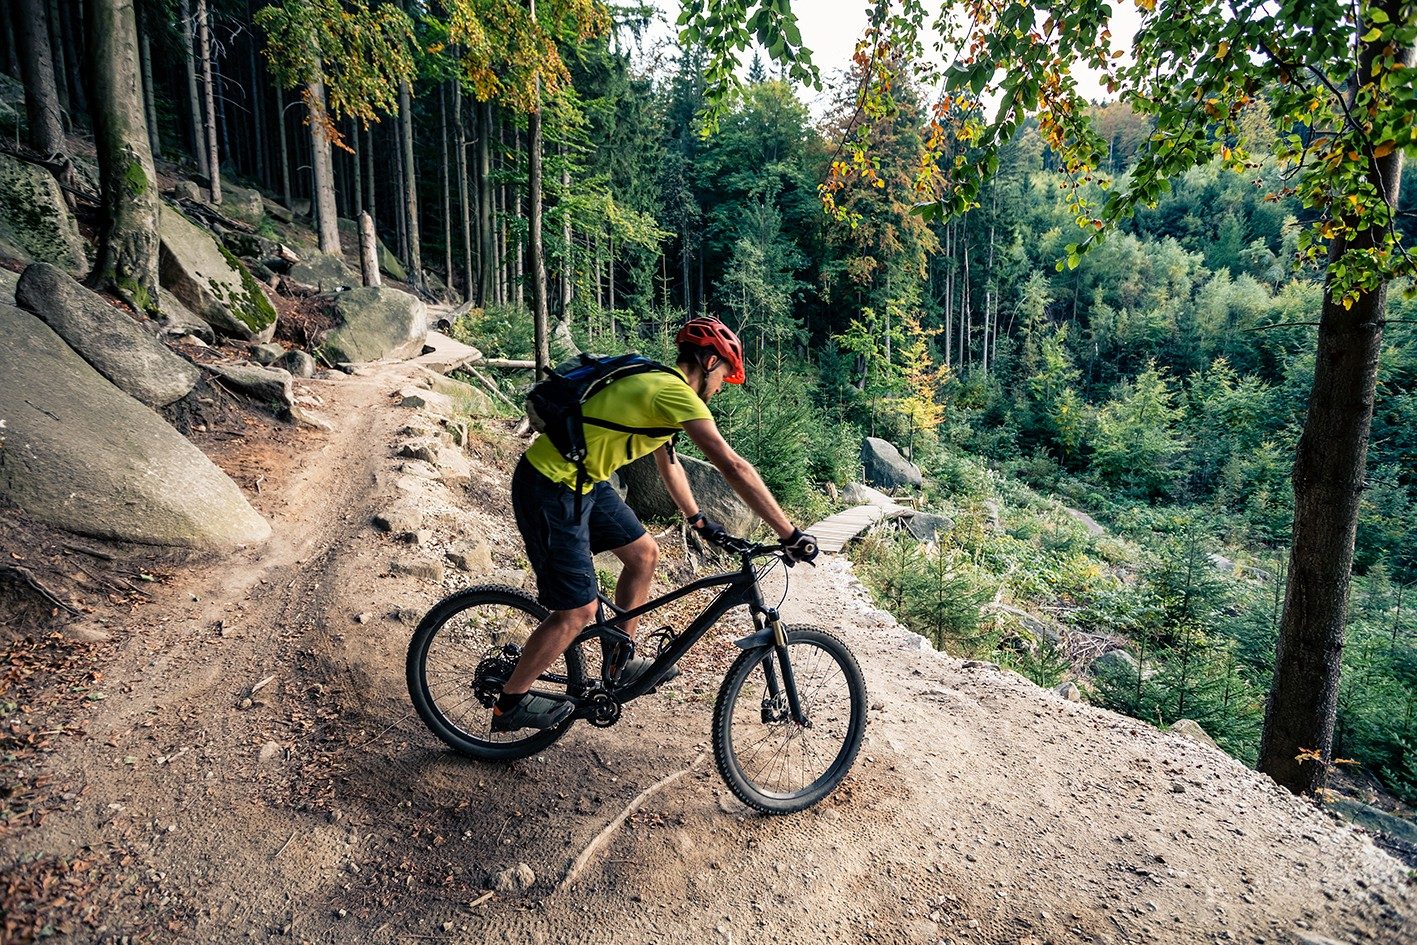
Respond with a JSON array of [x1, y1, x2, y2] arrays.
[[2, 352, 1414, 945]]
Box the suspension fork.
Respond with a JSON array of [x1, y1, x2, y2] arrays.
[[755, 608, 808, 726]]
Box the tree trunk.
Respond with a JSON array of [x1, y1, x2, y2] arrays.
[[250, 36, 267, 186], [59, 0, 86, 120], [306, 77, 341, 256], [477, 100, 493, 306], [358, 211, 381, 288], [2, 3, 17, 80], [89, 0, 160, 312], [399, 78, 422, 292], [363, 123, 375, 224], [44, 0, 68, 121], [561, 143, 573, 319], [138, 0, 160, 158], [529, 68, 549, 371], [196, 0, 220, 202], [441, 83, 453, 299], [277, 88, 292, 207], [350, 119, 362, 216], [179, 0, 206, 177], [15, 0, 66, 159], [455, 81, 473, 302], [1257, 24, 1415, 795]]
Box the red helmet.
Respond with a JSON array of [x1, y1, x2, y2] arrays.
[[675, 317, 745, 384]]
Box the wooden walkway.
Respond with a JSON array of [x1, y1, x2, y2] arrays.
[[809, 503, 912, 554]]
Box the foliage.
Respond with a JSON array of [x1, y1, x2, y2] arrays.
[[255, 0, 416, 131]]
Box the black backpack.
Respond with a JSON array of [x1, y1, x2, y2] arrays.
[[526, 353, 682, 503]]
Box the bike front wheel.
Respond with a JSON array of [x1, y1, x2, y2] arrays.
[[712, 626, 867, 814], [406, 585, 585, 761]]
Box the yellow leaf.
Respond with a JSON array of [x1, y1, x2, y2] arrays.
[[1373, 140, 1396, 158], [1216, 41, 1229, 59]]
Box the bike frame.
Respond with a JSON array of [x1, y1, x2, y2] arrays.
[[567, 548, 806, 722]]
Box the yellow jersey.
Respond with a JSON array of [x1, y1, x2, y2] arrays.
[[525, 366, 713, 491]]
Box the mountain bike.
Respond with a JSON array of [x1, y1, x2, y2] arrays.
[[406, 535, 867, 814]]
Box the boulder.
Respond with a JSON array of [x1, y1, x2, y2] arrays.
[[0, 303, 270, 550], [284, 252, 359, 295], [1168, 718, 1221, 753], [158, 205, 278, 341], [15, 263, 199, 408], [157, 288, 216, 344], [262, 197, 294, 224], [1326, 798, 1417, 850], [903, 511, 952, 542], [861, 437, 923, 489], [1091, 647, 1139, 681], [249, 342, 285, 366], [222, 230, 281, 262], [416, 368, 495, 415], [216, 180, 265, 227], [841, 481, 900, 509], [173, 180, 206, 203], [0, 152, 87, 276], [337, 218, 406, 281], [320, 287, 428, 364], [618, 453, 756, 535], [279, 350, 316, 378], [0, 267, 16, 305], [214, 364, 294, 410]]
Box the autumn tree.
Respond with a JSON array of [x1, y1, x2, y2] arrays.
[[256, 0, 416, 257]]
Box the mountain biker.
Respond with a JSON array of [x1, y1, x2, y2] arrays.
[[494, 316, 819, 732]]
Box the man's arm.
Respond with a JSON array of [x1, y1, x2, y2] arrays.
[[653, 444, 699, 518], [675, 417, 795, 539]]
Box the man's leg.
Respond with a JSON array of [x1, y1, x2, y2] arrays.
[[609, 533, 658, 640], [501, 600, 598, 696]]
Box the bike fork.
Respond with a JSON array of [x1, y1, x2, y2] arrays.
[[760, 615, 809, 726]]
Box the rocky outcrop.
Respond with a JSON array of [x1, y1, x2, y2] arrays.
[[1091, 647, 1139, 680], [0, 303, 270, 550], [861, 436, 923, 489], [159, 206, 278, 341], [319, 287, 428, 364], [0, 267, 16, 305], [618, 453, 756, 535], [1168, 719, 1221, 752], [15, 263, 199, 408], [285, 253, 359, 295], [0, 152, 87, 276]]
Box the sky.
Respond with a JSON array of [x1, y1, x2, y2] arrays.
[[635, 1, 1142, 119]]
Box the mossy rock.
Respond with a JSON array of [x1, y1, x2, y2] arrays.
[[0, 152, 88, 276], [158, 205, 277, 342]]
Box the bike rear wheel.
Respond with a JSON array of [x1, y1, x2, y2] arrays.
[[712, 626, 867, 814], [406, 586, 585, 761]]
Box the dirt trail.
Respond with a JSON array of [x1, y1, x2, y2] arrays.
[[5, 356, 1415, 945]]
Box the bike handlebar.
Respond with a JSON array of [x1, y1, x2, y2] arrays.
[[706, 533, 817, 565]]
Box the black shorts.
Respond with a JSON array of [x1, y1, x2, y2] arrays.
[[511, 456, 647, 611]]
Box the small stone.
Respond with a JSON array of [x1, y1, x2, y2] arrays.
[[238, 698, 253, 710], [65, 624, 113, 643], [445, 538, 493, 573], [492, 863, 535, 894], [278, 350, 316, 378], [354, 612, 372, 625], [391, 558, 445, 582], [398, 441, 440, 464], [1054, 682, 1081, 701], [258, 741, 283, 764], [249, 342, 285, 366], [391, 607, 423, 624], [411, 529, 432, 547], [372, 504, 422, 536]]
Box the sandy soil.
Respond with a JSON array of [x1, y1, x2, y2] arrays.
[[2, 354, 1414, 945]]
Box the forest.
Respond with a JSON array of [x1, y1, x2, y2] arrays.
[[3, 1, 1415, 807]]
